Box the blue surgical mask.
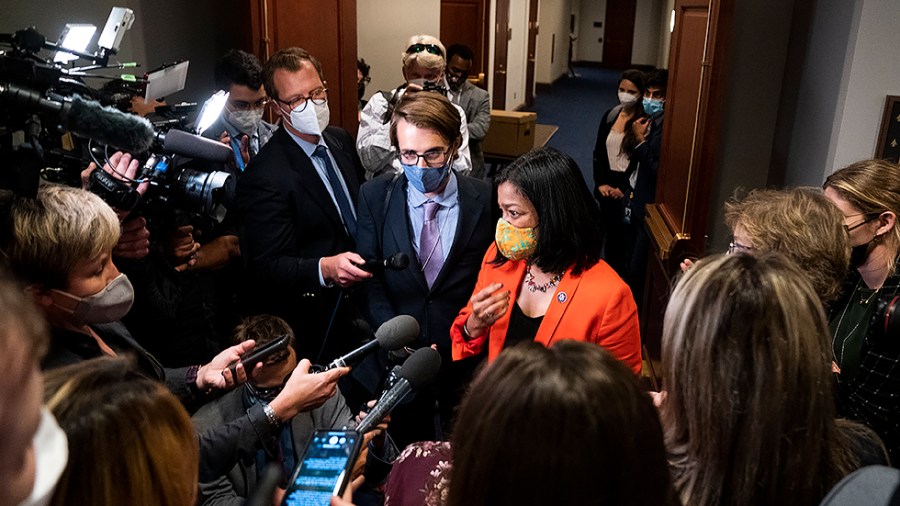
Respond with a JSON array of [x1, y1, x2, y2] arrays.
[[643, 97, 664, 116], [402, 163, 450, 193]]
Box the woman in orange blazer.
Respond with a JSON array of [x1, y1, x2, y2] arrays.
[[450, 148, 642, 373]]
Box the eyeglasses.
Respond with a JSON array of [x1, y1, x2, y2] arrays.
[[844, 213, 880, 232], [228, 97, 269, 111], [406, 43, 444, 58], [727, 240, 752, 255], [276, 87, 328, 112], [397, 148, 451, 168]]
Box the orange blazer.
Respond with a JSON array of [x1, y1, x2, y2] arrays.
[[450, 244, 642, 374]]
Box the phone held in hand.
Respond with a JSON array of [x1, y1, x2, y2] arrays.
[[228, 334, 291, 378], [282, 429, 363, 506]]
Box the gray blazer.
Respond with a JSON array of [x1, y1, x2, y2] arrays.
[[452, 81, 491, 178]]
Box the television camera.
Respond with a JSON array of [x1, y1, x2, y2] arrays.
[[0, 9, 234, 224]]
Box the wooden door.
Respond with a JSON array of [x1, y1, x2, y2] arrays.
[[640, 0, 733, 358], [248, 0, 358, 134], [602, 0, 636, 69], [525, 0, 539, 107], [441, 0, 489, 78], [493, 0, 510, 110]]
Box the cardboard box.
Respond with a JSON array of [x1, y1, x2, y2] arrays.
[[482, 110, 537, 157]]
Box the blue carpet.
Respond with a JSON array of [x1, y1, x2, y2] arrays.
[[525, 66, 621, 189]]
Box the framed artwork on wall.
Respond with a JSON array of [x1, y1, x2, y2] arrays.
[[876, 95, 900, 162]]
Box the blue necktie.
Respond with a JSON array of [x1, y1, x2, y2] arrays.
[[313, 145, 357, 239]]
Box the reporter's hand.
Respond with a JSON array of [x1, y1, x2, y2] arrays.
[[82, 151, 149, 219], [330, 476, 364, 506], [114, 216, 151, 260], [165, 225, 201, 268], [268, 359, 350, 420], [175, 234, 240, 273], [219, 131, 251, 166], [321, 252, 372, 288], [466, 283, 509, 337], [197, 340, 259, 391], [679, 258, 695, 273], [356, 399, 389, 449]]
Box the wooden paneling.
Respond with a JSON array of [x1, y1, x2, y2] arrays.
[[249, 0, 358, 134], [641, 0, 734, 358], [525, 0, 538, 107], [493, 0, 510, 110]]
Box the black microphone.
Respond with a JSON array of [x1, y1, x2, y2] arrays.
[[324, 314, 419, 370], [358, 252, 410, 273], [0, 82, 155, 153], [355, 347, 441, 434], [152, 128, 233, 162]]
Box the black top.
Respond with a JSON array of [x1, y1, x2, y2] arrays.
[[504, 303, 543, 350]]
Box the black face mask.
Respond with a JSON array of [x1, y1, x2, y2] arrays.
[[850, 242, 872, 269]]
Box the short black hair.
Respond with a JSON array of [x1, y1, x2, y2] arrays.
[[645, 69, 668, 93], [493, 147, 603, 275], [357, 58, 370, 79], [446, 43, 475, 62], [214, 49, 264, 91]]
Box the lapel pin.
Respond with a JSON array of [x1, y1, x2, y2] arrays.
[[557, 292, 567, 303]]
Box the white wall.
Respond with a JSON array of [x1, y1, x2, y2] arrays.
[[577, 0, 605, 62], [505, 0, 529, 109], [631, 0, 661, 66], [356, 0, 441, 101], [829, 1, 900, 175], [536, 0, 572, 84]]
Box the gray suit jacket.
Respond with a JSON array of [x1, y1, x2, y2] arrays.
[[192, 387, 353, 505], [452, 81, 491, 178]]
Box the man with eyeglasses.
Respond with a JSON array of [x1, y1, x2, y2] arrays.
[[202, 49, 277, 172], [355, 92, 493, 447], [357, 34, 473, 180], [236, 47, 370, 364]]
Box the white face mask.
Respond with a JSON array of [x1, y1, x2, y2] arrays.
[[618, 91, 638, 104], [18, 408, 68, 506], [284, 100, 330, 137], [224, 108, 264, 135], [50, 273, 134, 324]]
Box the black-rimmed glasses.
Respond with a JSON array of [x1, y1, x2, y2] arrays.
[[397, 148, 451, 168], [276, 87, 328, 112], [844, 213, 880, 232], [406, 43, 444, 58]]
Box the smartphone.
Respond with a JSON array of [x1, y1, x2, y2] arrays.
[[228, 334, 290, 378], [282, 429, 363, 506]]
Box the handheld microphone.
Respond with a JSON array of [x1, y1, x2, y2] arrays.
[[0, 82, 155, 153], [355, 347, 441, 434], [357, 252, 410, 273], [152, 128, 233, 162], [324, 314, 419, 370]]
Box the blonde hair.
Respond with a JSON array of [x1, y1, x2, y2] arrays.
[[401, 34, 446, 72], [8, 184, 119, 289], [389, 91, 462, 149], [661, 254, 868, 506], [724, 187, 849, 306], [45, 357, 198, 506], [825, 158, 900, 271]]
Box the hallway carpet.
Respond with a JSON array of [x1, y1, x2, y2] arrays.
[[524, 66, 621, 189]]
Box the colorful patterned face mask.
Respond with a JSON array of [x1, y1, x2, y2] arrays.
[[495, 218, 538, 261]]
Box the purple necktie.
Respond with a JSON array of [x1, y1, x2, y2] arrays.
[[420, 200, 444, 288]]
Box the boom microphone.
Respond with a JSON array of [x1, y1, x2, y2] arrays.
[[324, 314, 419, 370], [358, 252, 410, 273], [0, 82, 155, 153], [355, 346, 441, 434], [153, 128, 233, 162]]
